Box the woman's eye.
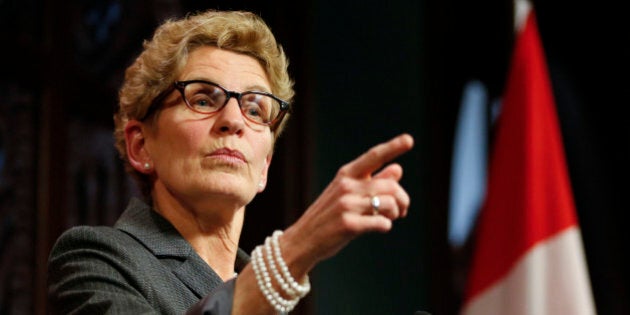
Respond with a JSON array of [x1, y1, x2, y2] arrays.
[[245, 105, 263, 117], [190, 95, 214, 107], [186, 85, 225, 110]]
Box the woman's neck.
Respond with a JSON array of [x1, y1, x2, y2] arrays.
[[151, 187, 245, 280]]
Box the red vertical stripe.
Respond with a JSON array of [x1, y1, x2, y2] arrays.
[[463, 10, 578, 303]]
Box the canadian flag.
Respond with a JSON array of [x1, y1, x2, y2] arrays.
[[460, 2, 597, 315]]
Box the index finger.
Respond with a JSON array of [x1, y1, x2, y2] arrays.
[[340, 133, 414, 178]]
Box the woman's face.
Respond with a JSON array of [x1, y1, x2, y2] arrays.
[[145, 46, 274, 211]]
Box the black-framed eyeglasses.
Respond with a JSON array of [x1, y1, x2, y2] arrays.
[[166, 80, 290, 129]]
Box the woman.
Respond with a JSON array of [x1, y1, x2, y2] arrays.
[[48, 9, 414, 314]]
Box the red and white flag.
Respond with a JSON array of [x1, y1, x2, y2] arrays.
[[460, 3, 597, 315]]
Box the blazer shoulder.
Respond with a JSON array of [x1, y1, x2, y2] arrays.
[[53, 225, 131, 247], [49, 225, 149, 262]]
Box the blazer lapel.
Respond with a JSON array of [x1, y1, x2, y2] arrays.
[[171, 254, 224, 298], [114, 198, 223, 298]]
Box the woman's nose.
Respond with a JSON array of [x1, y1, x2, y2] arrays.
[[213, 98, 245, 135]]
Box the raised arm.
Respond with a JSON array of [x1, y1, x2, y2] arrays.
[[231, 133, 414, 314]]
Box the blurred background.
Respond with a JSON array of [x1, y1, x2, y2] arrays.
[[0, 0, 627, 314]]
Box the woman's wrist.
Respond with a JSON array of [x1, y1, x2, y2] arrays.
[[250, 229, 312, 313], [277, 225, 318, 279]]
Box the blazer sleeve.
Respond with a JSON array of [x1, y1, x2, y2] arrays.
[[185, 279, 236, 315]]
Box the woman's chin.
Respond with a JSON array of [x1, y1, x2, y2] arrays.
[[200, 179, 257, 204]]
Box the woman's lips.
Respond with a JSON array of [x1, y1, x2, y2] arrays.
[[208, 148, 246, 164]]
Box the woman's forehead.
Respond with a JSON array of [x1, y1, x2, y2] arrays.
[[180, 46, 271, 91]]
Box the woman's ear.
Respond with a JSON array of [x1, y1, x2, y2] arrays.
[[257, 153, 273, 193], [125, 120, 153, 173]]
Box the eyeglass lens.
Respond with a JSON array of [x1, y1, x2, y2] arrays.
[[183, 82, 280, 125]]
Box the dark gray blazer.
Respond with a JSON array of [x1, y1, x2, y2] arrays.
[[48, 197, 250, 314]]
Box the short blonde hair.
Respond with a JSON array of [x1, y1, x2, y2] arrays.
[[113, 10, 294, 200]]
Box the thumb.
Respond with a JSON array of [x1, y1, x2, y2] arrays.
[[372, 163, 403, 181]]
